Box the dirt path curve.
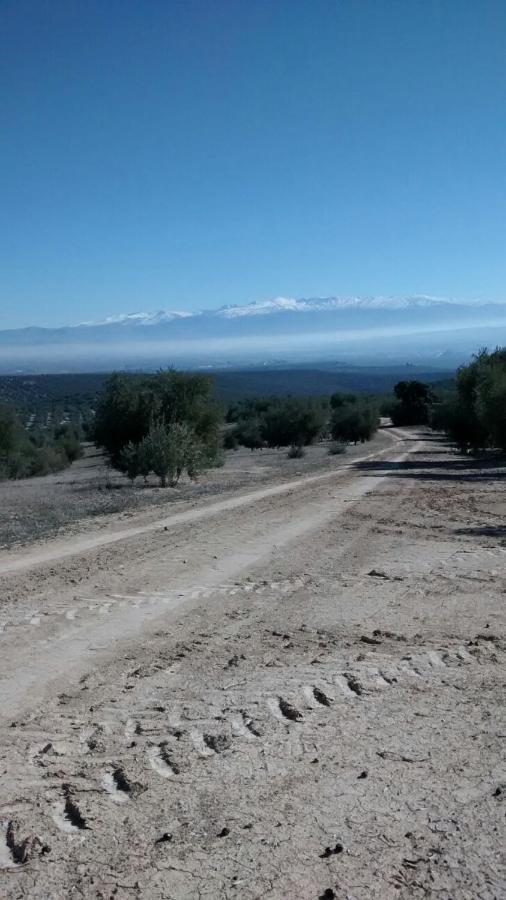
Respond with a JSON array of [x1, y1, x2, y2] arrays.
[[2, 428, 504, 899], [0, 429, 414, 723], [0, 428, 405, 577]]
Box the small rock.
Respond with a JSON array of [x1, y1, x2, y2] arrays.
[[155, 832, 172, 844], [320, 843, 343, 858]]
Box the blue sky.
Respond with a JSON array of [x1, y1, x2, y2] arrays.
[[1, 0, 505, 328]]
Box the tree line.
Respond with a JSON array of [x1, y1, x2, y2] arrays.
[[0, 367, 391, 482], [430, 348, 506, 452], [0, 405, 82, 479], [93, 374, 381, 484], [8, 352, 504, 484], [379, 348, 506, 453], [225, 392, 379, 452]]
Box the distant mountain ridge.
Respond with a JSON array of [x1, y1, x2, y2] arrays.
[[74, 295, 503, 327], [1, 295, 506, 374]]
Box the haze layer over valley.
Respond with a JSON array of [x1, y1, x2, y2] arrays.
[[2, 295, 506, 372]]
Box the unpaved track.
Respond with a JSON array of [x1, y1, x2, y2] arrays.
[[0, 430, 401, 576], [0, 429, 504, 899], [0, 432, 412, 720]]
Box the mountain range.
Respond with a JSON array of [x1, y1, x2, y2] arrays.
[[1, 295, 506, 373], [74, 294, 506, 326]]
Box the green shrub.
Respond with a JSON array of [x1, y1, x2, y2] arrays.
[[287, 444, 305, 458], [391, 381, 435, 426], [223, 430, 239, 450], [261, 397, 327, 447], [0, 403, 80, 480], [136, 421, 202, 487], [233, 419, 265, 449], [432, 349, 506, 452], [328, 441, 347, 455], [93, 370, 222, 467], [118, 441, 141, 484], [331, 403, 378, 444], [330, 392, 358, 409]]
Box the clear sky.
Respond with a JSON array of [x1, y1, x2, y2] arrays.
[[1, 0, 505, 328]]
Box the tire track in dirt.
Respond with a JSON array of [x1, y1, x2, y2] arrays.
[[1, 622, 502, 875], [2, 432, 503, 898]]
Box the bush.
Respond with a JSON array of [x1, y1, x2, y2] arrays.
[[434, 348, 506, 452], [0, 403, 81, 480], [211, 449, 225, 468], [93, 370, 222, 467], [261, 397, 327, 447], [226, 395, 328, 449], [328, 441, 347, 455], [476, 361, 506, 451], [118, 441, 141, 484], [233, 419, 265, 450], [331, 403, 378, 444], [330, 392, 358, 409], [391, 381, 435, 426], [223, 430, 239, 450], [55, 424, 83, 462], [138, 421, 201, 487], [226, 397, 274, 423], [287, 444, 305, 458]]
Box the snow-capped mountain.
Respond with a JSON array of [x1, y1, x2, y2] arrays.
[[76, 294, 499, 326], [1, 295, 506, 373], [77, 309, 195, 326]]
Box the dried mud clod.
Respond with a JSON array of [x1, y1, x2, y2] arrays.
[[344, 674, 363, 696], [278, 697, 303, 721], [203, 733, 231, 753], [4, 821, 30, 865], [320, 843, 344, 859], [2, 820, 50, 868], [367, 569, 390, 578], [62, 793, 89, 831], [155, 832, 172, 845], [159, 742, 180, 774], [313, 687, 332, 706], [112, 767, 133, 794], [241, 710, 263, 737], [373, 628, 407, 642]]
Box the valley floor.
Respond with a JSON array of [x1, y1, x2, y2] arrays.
[[0, 429, 504, 898]]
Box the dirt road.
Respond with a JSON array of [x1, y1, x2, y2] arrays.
[[0, 429, 504, 898]]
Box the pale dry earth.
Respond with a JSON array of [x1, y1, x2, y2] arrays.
[[0, 432, 393, 550], [0, 428, 504, 899]]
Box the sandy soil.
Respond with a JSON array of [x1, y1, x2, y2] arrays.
[[0, 428, 504, 899], [0, 433, 393, 550]]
